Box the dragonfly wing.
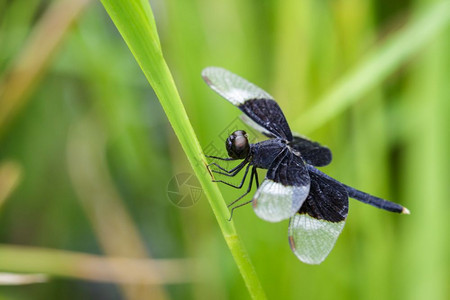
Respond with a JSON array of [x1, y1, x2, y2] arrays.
[[288, 171, 348, 264], [253, 149, 310, 222], [202, 67, 292, 140], [289, 133, 332, 167]]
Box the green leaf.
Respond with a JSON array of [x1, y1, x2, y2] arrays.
[[99, 0, 266, 298]]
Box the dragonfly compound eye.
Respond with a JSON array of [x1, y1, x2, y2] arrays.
[[226, 130, 250, 159]]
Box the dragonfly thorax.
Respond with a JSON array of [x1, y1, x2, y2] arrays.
[[250, 139, 287, 169]]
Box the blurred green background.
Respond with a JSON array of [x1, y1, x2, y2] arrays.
[[0, 0, 448, 299]]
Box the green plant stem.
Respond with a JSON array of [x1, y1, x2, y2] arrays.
[[293, 1, 450, 133], [99, 0, 266, 298], [0, 244, 195, 284]]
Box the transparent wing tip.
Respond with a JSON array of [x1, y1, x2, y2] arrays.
[[288, 235, 326, 265], [252, 181, 308, 223], [201, 66, 224, 78], [252, 197, 295, 223], [288, 214, 345, 265]]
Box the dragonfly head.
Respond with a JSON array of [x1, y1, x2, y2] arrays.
[[226, 130, 250, 159]]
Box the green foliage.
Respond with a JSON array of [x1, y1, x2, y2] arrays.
[[99, 0, 265, 298]]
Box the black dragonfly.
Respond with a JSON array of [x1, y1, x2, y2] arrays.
[[202, 66, 410, 264]]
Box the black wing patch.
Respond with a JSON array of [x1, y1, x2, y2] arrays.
[[252, 149, 310, 222], [289, 134, 332, 167], [266, 148, 309, 188], [299, 171, 348, 222], [202, 67, 292, 140], [239, 99, 292, 141]]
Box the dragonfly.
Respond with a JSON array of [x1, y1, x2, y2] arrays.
[[202, 66, 409, 264]]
